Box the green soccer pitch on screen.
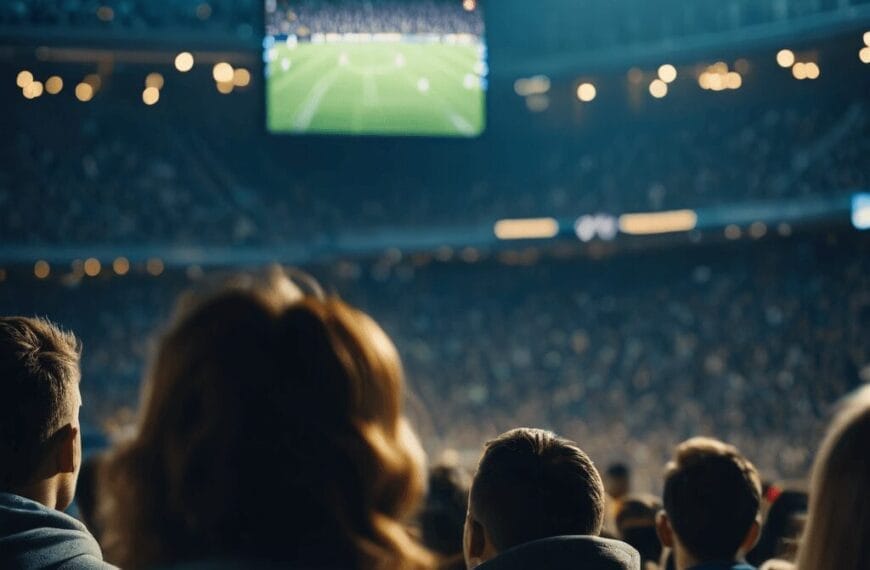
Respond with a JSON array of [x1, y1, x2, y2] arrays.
[[264, 0, 487, 137]]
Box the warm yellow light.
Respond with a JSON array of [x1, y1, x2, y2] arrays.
[[113, 257, 130, 276], [804, 62, 820, 79], [776, 49, 795, 68], [618, 210, 697, 235], [212, 62, 234, 83], [142, 86, 160, 105], [724, 225, 742, 240], [216, 81, 234, 94], [16, 70, 33, 88], [34, 260, 50, 279], [864, 31, 870, 46], [84, 74, 102, 90], [45, 76, 63, 94], [145, 72, 164, 90], [462, 0, 476, 11], [75, 82, 94, 102], [698, 72, 710, 90], [658, 64, 677, 83], [725, 71, 742, 89], [175, 51, 195, 72], [84, 258, 101, 277], [576, 82, 596, 102], [513, 75, 550, 97], [792, 62, 807, 80], [146, 258, 164, 276], [711, 61, 728, 74], [525, 94, 549, 112], [96, 5, 114, 21], [649, 79, 668, 98], [861, 46, 870, 64], [23, 81, 44, 99], [233, 67, 251, 87], [494, 218, 559, 240]]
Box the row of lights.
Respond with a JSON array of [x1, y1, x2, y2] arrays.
[[30, 258, 165, 279], [698, 62, 743, 91], [776, 49, 821, 80], [859, 31, 870, 63], [17, 51, 249, 105]]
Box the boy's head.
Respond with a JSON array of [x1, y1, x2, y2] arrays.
[[657, 437, 762, 566], [464, 428, 604, 567], [0, 317, 82, 510]]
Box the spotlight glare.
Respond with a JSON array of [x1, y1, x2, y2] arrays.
[[657, 64, 677, 83], [175, 51, 195, 72], [776, 49, 795, 68], [576, 82, 596, 102]]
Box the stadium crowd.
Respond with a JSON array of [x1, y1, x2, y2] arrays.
[[266, 0, 484, 37], [2, 96, 867, 246], [1, 241, 869, 569]]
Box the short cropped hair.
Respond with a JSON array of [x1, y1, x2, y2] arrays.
[[0, 317, 81, 488], [470, 428, 605, 552], [663, 437, 761, 562]]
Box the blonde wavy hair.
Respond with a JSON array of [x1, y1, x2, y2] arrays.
[[101, 270, 433, 569], [795, 385, 870, 570]]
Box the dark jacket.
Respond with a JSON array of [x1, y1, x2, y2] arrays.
[[477, 535, 641, 570], [0, 492, 114, 569]]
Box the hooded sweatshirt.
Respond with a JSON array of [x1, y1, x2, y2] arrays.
[[0, 492, 114, 569]]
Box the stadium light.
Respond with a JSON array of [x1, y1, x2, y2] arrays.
[[212, 62, 234, 83], [792, 62, 807, 80], [113, 257, 130, 276], [861, 47, 870, 64], [23, 81, 43, 99], [864, 31, 870, 46], [45, 76, 63, 94], [514, 75, 550, 97], [233, 68, 251, 87], [216, 81, 234, 94], [34, 260, 50, 279], [494, 218, 560, 240], [145, 72, 164, 90], [804, 62, 820, 79], [84, 258, 101, 277], [776, 49, 795, 68], [852, 193, 870, 230], [725, 72, 742, 89], [142, 86, 160, 105], [463, 0, 476, 11], [649, 79, 668, 98], [84, 74, 102, 91], [75, 82, 94, 102], [16, 70, 33, 88], [618, 210, 697, 235], [576, 82, 596, 102], [657, 64, 677, 83], [175, 52, 195, 72]]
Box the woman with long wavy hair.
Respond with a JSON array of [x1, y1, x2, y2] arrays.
[[100, 270, 434, 569], [794, 385, 870, 570]]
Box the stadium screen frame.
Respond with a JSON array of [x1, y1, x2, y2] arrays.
[[263, 0, 487, 138]]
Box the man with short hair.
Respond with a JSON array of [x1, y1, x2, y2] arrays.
[[656, 437, 762, 570], [464, 428, 640, 570], [0, 316, 112, 569]]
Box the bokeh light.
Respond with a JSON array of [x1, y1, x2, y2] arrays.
[[75, 82, 94, 102], [23, 81, 44, 99], [658, 64, 677, 83], [143, 86, 160, 105], [576, 82, 597, 102], [34, 260, 50, 279], [776, 49, 795, 68], [804, 62, 820, 79], [861, 46, 870, 64], [113, 257, 130, 276], [16, 70, 33, 88], [84, 258, 102, 277], [649, 79, 668, 98], [45, 76, 63, 94], [145, 72, 164, 90], [175, 52, 195, 72], [233, 68, 251, 87], [212, 62, 234, 83], [146, 258, 165, 276]]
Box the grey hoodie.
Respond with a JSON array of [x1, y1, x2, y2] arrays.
[[0, 492, 115, 570]]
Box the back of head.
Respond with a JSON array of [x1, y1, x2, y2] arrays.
[[421, 463, 470, 557], [604, 463, 631, 501], [102, 270, 431, 569], [470, 428, 605, 553], [616, 495, 662, 565], [0, 317, 80, 494], [796, 385, 870, 570], [662, 437, 761, 563]]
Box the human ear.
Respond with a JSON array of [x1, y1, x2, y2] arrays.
[[740, 517, 762, 553], [655, 511, 674, 549], [464, 514, 486, 568], [53, 424, 79, 475]]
